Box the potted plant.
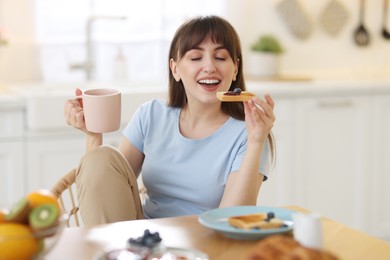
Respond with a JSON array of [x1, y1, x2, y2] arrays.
[[248, 35, 284, 77]]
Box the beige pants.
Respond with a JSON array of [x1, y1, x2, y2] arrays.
[[75, 146, 144, 227]]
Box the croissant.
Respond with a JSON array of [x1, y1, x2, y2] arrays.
[[245, 235, 338, 260]]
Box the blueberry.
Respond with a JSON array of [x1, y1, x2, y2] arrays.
[[267, 212, 275, 219], [264, 212, 275, 222], [128, 229, 162, 248], [233, 88, 241, 94]]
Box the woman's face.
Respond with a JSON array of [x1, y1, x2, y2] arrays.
[[170, 36, 239, 105]]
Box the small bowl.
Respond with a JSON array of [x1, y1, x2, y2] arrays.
[[0, 214, 68, 260]]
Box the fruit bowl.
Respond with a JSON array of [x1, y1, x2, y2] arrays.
[[0, 213, 68, 259], [0, 189, 69, 260], [0, 212, 68, 259]]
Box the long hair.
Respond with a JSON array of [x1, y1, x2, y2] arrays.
[[167, 15, 245, 120], [167, 15, 275, 166]]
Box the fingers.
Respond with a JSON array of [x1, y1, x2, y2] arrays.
[[244, 95, 275, 144], [75, 88, 83, 107], [64, 95, 86, 130], [249, 94, 275, 120], [70, 106, 85, 128], [264, 93, 275, 109], [243, 101, 257, 126], [75, 88, 82, 96], [64, 88, 86, 128]]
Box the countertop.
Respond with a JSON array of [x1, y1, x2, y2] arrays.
[[1, 78, 390, 111], [246, 78, 390, 97], [0, 85, 24, 110]]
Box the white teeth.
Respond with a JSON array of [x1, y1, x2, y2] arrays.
[[198, 79, 220, 84]]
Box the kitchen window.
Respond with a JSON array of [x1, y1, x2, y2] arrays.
[[35, 0, 225, 84]]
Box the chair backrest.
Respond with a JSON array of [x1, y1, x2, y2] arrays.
[[51, 169, 83, 227]]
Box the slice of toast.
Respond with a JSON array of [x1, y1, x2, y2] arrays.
[[216, 91, 255, 102], [228, 212, 284, 230]]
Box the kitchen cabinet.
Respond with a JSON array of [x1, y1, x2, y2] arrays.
[[0, 141, 24, 208], [257, 98, 295, 207], [25, 133, 85, 192], [0, 108, 24, 208], [293, 95, 371, 231], [239, 87, 390, 241], [25, 131, 122, 192], [370, 96, 390, 241]]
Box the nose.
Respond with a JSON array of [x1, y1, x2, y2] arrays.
[[202, 56, 216, 73]]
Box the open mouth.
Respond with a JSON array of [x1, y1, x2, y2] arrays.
[[197, 79, 221, 87]]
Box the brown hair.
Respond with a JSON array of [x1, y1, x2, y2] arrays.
[[167, 15, 275, 166], [167, 15, 245, 120]]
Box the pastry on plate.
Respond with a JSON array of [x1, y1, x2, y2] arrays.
[[245, 235, 339, 260], [228, 212, 284, 230]]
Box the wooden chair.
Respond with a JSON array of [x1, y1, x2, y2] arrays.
[[51, 169, 147, 227], [51, 168, 82, 227]]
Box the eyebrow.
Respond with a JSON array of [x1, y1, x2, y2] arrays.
[[191, 45, 226, 51]]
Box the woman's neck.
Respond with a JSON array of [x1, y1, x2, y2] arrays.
[[179, 103, 229, 139]]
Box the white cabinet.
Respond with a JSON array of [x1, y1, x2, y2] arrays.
[[0, 108, 24, 208], [257, 98, 295, 207], [25, 133, 85, 192], [293, 96, 372, 231], [370, 96, 390, 241], [25, 131, 122, 192], [258, 93, 378, 236], [0, 141, 24, 208]]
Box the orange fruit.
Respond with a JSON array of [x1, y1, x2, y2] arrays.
[[27, 189, 60, 212], [0, 223, 39, 259]]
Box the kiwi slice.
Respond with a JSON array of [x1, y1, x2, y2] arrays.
[[29, 204, 59, 231], [5, 197, 31, 224]]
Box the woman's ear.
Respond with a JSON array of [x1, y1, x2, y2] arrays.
[[233, 58, 240, 81], [170, 58, 181, 82]]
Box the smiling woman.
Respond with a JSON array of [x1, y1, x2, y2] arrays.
[[33, 0, 225, 83], [63, 15, 276, 227]]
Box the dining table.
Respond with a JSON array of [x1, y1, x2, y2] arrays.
[[46, 205, 390, 260]]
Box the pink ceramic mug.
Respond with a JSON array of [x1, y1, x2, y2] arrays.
[[77, 88, 121, 133]]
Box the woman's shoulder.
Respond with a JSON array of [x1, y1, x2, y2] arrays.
[[140, 99, 168, 110], [139, 99, 178, 116]]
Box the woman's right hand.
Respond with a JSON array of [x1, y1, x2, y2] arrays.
[[64, 88, 89, 133], [64, 88, 103, 151]]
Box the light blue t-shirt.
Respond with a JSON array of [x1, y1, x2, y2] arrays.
[[123, 99, 270, 218]]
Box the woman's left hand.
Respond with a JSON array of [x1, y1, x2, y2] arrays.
[[244, 93, 275, 144]]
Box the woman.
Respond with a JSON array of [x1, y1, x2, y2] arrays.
[[64, 15, 275, 227]]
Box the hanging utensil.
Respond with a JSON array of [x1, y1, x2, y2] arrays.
[[382, 0, 390, 39], [320, 0, 349, 37], [277, 0, 313, 40], [354, 0, 370, 46]]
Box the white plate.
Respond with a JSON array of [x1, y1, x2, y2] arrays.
[[198, 206, 295, 240]]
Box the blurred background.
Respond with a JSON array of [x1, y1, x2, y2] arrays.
[[1, 0, 390, 243], [1, 0, 389, 83]]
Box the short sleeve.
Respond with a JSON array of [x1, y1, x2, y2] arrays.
[[230, 137, 271, 181], [259, 139, 271, 180], [122, 103, 147, 153]]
